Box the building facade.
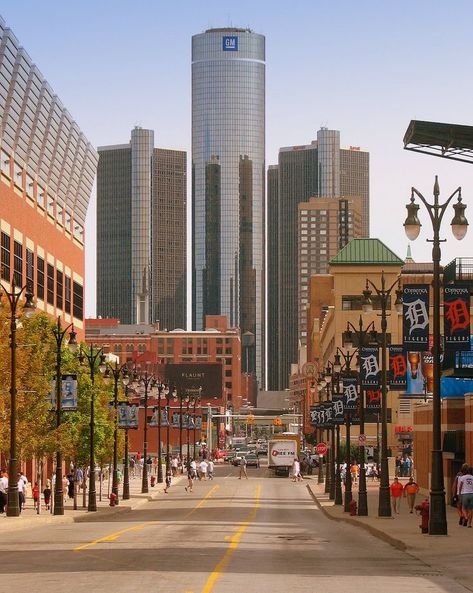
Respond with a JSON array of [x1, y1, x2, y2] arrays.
[[192, 28, 265, 386], [97, 128, 186, 330], [0, 18, 98, 334], [267, 128, 369, 390]]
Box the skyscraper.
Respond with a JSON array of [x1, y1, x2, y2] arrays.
[[192, 28, 265, 384], [267, 128, 369, 390], [0, 17, 97, 336], [97, 128, 186, 329]]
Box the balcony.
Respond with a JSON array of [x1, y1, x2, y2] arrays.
[[443, 258, 473, 286]]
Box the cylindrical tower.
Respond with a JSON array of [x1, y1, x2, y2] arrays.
[[192, 28, 265, 385]]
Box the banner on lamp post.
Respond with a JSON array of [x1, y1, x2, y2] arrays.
[[444, 286, 471, 351], [332, 394, 345, 424], [402, 284, 430, 351], [365, 387, 381, 411], [360, 347, 381, 388], [389, 345, 407, 389], [342, 377, 358, 411], [118, 402, 139, 429]]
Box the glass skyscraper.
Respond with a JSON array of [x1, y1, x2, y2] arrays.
[[192, 28, 265, 385]]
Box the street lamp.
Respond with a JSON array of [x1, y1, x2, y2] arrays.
[[403, 176, 468, 535], [336, 348, 357, 512], [316, 375, 326, 485], [164, 386, 177, 478], [343, 316, 376, 517], [131, 370, 155, 494], [78, 345, 106, 512], [103, 359, 129, 504], [361, 272, 402, 518], [192, 390, 201, 459], [155, 382, 169, 483], [52, 317, 77, 516], [122, 384, 131, 499], [330, 362, 344, 506], [1, 281, 35, 517], [178, 392, 189, 467]]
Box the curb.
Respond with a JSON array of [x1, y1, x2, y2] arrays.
[[307, 484, 407, 552]]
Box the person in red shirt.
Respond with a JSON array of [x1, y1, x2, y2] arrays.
[[390, 477, 404, 514], [32, 482, 39, 511]]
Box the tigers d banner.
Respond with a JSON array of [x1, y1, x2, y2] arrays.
[[342, 377, 358, 411], [389, 345, 407, 390], [360, 346, 380, 388], [444, 286, 470, 351], [403, 285, 429, 351]]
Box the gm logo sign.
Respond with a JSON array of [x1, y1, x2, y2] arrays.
[[223, 36, 239, 51]]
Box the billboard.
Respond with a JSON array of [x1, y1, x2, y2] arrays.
[[164, 363, 223, 400]]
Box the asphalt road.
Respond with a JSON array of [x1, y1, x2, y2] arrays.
[[0, 463, 469, 593]]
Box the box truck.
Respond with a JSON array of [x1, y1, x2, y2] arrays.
[[268, 433, 300, 476]]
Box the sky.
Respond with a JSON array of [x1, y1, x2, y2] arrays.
[[2, 1, 473, 319]]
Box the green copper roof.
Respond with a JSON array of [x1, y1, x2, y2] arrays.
[[330, 238, 404, 266]]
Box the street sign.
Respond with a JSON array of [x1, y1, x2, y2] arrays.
[[358, 434, 367, 445], [316, 442, 328, 456]]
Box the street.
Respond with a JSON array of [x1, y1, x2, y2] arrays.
[[0, 463, 468, 593]]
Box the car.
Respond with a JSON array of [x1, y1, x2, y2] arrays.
[[245, 453, 260, 468], [256, 448, 267, 457], [232, 449, 250, 465]]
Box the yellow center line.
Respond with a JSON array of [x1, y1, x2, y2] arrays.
[[198, 484, 261, 593], [184, 484, 220, 519], [74, 522, 158, 552]]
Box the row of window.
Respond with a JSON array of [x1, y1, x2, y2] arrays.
[[0, 231, 83, 319]]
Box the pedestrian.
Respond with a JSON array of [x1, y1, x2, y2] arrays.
[[146, 455, 152, 475], [452, 463, 469, 525], [32, 482, 40, 510], [458, 466, 473, 528], [199, 459, 208, 480], [164, 466, 172, 494], [67, 473, 74, 499], [171, 455, 179, 476], [395, 456, 401, 477], [43, 480, 52, 510], [17, 473, 26, 512], [238, 455, 248, 480], [62, 474, 69, 502], [0, 470, 8, 513], [185, 465, 194, 493], [208, 459, 215, 480], [403, 477, 420, 513], [390, 477, 404, 514], [292, 458, 302, 482], [19, 471, 28, 508], [152, 456, 158, 476], [129, 456, 136, 477], [351, 462, 359, 485]]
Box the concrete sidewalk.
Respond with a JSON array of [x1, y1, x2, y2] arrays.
[[0, 473, 184, 532], [308, 478, 473, 591]]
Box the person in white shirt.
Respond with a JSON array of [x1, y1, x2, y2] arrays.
[[459, 467, 473, 527], [292, 458, 302, 482], [199, 460, 208, 480], [17, 473, 26, 512], [190, 459, 197, 479], [0, 471, 8, 513], [208, 460, 215, 480]]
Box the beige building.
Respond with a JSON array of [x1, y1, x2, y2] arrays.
[[298, 196, 363, 346]]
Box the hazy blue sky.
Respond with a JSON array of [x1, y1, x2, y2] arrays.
[[2, 1, 473, 318]]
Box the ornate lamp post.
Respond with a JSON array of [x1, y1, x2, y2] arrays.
[[1, 282, 35, 517], [122, 384, 131, 499], [192, 392, 201, 459], [343, 316, 377, 516], [403, 176, 468, 535], [52, 317, 77, 515], [155, 382, 169, 483], [316, 375, 326, 485], [131, 370, 155, 494], [185, 398, 191, 467], [78, 345, 106, 512], [103, 359, 129, 504], [332, 353, 344, 505], [323, 363, 337, 500], [361, 272, 402, 518], [165, 386, 177, 477], [178, 392, 189, 466]]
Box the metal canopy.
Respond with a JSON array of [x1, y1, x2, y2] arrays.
[[403, 120, 473, 164]]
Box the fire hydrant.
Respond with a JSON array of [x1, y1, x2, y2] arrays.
[[415, 499, 429, 533], [109, 492, 118, 507], [150, 475, 156, 487], [349, 499, 358, 516]]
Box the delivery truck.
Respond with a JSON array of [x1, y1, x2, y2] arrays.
[[267, 433, 300, 476]]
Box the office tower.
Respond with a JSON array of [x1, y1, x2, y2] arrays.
[[267, 128, 369, 389], [97, 128, 186, 329], [0, 18, 98, 336], [297, 196, 362, 344], [192, 28, 265, 385]]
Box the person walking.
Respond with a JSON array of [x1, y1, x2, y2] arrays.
[[43, 479, 52, 511], [208, 459, 215, 480], [390, 477, 404, 514], [292, 458, 302, 482], [185, 465, 194, 493], [403, 477, 420, 513], [458, 466, 473, 528], [164, 465, 172, 494], [199, 459, 208, 481], [32, 482, 40, 511], [238, 455, 248, 480], [452, 464, 469, 525], [171, 456, 179, 477], [17, 473, 26, 512], [0, 470, 8, 513]]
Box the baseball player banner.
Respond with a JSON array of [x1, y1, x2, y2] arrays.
[[118, 402, 139, 429], [444, 286, 470, 351], [343, 377, 359, 411], [403, 284, 429, 351], [360, 347, 381, 388], [389, 345, 407, 389]]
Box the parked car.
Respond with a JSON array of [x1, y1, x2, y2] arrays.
[[245, 453, 260, 468]]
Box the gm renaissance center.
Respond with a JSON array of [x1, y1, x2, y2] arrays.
[[192, 28, 265, 385]]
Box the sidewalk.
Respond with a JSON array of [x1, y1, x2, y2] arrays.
[[0, 473, 184, 533], [308, 477, 473, 591]]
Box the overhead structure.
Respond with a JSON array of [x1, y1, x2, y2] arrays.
[[403, 120, 473, 164]]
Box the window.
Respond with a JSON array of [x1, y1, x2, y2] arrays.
[[37, 256, 45, 300], [65, 276, 71, 314], [26, 249, 34, 293], [342, 295, 391, 311], [47, 264, 54, 305], [1, 232, 10, 281], [13, 241, 23, 287], [72, 281, 83, 319], [114, 344, 123, 354], [56, 269, 63, 309]]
